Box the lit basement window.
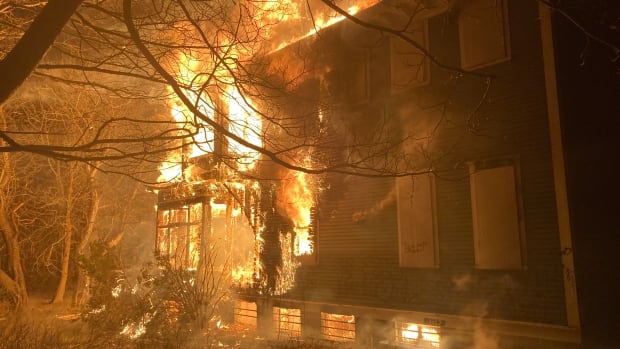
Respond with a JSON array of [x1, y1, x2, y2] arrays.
[[397, 321, 440, 347], [273, 307, 302, 338], [233, 300, 257, 330], [321, 312, 355, 342]]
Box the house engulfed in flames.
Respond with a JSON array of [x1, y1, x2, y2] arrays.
[[154, 1, 580, 349]]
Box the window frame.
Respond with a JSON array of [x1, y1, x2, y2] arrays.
[[233, 299, 258, 330], [273, 306, 302, 338], [156, 200, 204, 269], [320, 312, 356, 342], [395, 320, 441, 348], [345, 47, 371, 105], [458, 0, 512, 70], [396, 173, 440, 268], [390, 20, 430, 94], [468, 157, 527, 270]]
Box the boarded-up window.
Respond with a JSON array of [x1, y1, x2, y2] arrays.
[[346, 49, 370, 103], [396, 174, 438, 268], [390, 21, 429, 94], [459, 0, 511, 70], [273, 307, 302, 338], [470, 164, 525, 269], [321, 312, 355, 342], [234, 300, 257, 329]]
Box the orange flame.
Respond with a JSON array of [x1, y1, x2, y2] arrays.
[[275, 232, 300, 295], [251, 0, 382, 52], [159, 46, 262, 182], [277, 165, 315, 256], [158, 51, 216, 183], [159, 0, 383, 182], [226, 85, 262, 172]]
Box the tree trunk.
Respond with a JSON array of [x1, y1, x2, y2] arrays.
[[0, 154, 28, 309], [0, 0, 83, 105], [72, 270, 89, 307], [51, 168, 75, 304], [0, 208, 29, 309], [73, 168, 99, 306]]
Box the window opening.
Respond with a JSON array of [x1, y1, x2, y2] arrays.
[[273, 306, 302, 338], [321, 312, 355, 342]]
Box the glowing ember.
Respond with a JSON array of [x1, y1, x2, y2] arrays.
[[120, 314, 151, 339], [111, 284, 122, 298]]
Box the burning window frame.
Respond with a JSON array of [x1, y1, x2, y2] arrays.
[[320, 312, 356, 342], [156, 198, 205, 270], [395, 320, 441, 348], [233, 299, 258, 330], [273, 306, 302, 338]]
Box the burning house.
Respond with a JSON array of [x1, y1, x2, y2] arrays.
[[153, 1, 580, 348]]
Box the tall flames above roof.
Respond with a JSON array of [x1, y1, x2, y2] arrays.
[[257, 0, 383, 52], [157, 0, 388, 183]]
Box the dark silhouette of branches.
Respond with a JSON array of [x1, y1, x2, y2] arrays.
[[538, 0, 619, 62], [0, 0, 84, 104], [318, 0, 494, 79]]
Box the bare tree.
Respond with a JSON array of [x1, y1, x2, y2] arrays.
[[0, 150, 29, 308], [0, 78, 160, 310]]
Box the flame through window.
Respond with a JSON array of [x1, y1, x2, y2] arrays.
[[156, 202, 203, 270], [397, 321, 440, 347]]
